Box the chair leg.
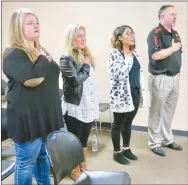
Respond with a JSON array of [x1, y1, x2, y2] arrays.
[[98, 116, 103, 136], [99, 121, 103, 136], [94, 121, 100, 143], [109, 109, 112, 128]]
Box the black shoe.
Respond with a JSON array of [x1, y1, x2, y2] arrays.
[[163, 142, 183, 151], [113, 151, 130, 165], [123, 149, 138, 160], [151, 147, 166, 157]]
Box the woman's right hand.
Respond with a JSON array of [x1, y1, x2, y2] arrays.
[[38, 48, 52, 62], [78, 53, 85, 64], [78, 50, 90, 65], [83, 57, 90, 65]]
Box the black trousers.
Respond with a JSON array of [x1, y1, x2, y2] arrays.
[[64, 114, 93, 148], [111, 88, 140, 151]]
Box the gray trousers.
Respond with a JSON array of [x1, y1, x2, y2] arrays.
[[148, 74, 179, 149]]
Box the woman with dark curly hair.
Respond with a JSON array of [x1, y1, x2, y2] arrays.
[[108, 25, 146, 165]]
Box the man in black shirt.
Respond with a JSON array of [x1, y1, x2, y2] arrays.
[[147, 5, 183, 156]]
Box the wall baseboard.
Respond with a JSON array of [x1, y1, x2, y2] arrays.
[[96, 122, 188, 137]]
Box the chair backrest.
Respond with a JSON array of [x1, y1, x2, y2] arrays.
[[99, 103, 110, 112], [46, 130, 84, 185], [1, 108, 8, 142]]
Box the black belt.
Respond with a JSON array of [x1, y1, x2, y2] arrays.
[[154, 72, 177, 76]]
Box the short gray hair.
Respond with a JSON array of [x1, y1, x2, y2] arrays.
[[158, 5, 174, 19]]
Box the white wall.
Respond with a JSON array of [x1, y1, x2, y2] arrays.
[[2, 2, 188, 131]]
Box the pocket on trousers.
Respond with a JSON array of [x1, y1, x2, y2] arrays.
[[153, 75, 166, 90]]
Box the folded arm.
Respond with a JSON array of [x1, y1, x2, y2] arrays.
[[3, 48, 50, 87]]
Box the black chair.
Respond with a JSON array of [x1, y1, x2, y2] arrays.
[[1, 108, 9, 142], [1, 81, 16, 180], [1, 160, 15, 180], [46, 131, 131, 185], [1, 107, 16, 157]]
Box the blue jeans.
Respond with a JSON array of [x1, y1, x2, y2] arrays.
[[14, 138, 51, 185]]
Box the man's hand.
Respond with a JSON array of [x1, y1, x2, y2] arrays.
[[171, 39, 181, 52], [152, 39, 182, 61]]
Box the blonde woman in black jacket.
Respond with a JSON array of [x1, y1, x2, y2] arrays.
[[60, 24, 99, 181]]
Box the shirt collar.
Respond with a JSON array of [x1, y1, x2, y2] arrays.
[[158, 23, 175, 35]]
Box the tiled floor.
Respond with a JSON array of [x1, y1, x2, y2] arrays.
[[2, 130, 188, 184]]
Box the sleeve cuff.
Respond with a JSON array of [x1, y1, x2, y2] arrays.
[[82, 63, 90, 72], [150, 46, 161, 55]]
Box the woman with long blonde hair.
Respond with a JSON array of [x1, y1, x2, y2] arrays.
[[60, 24, 99, 181], [3, 8, 64, 185]]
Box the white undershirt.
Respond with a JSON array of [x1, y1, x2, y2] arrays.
[[61, 65, 99, 123]]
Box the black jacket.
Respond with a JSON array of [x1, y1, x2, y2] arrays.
[[59, 55, 90, 105]]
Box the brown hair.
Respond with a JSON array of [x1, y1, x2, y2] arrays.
[[111, 25, 135, 51]]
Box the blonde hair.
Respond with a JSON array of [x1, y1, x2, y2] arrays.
[[64, 24, 95, 67], [4, 8, 51, 62]]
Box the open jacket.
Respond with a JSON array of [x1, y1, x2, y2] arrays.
[[59, 55, 90, 105], [107, 48, 146, 112]]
